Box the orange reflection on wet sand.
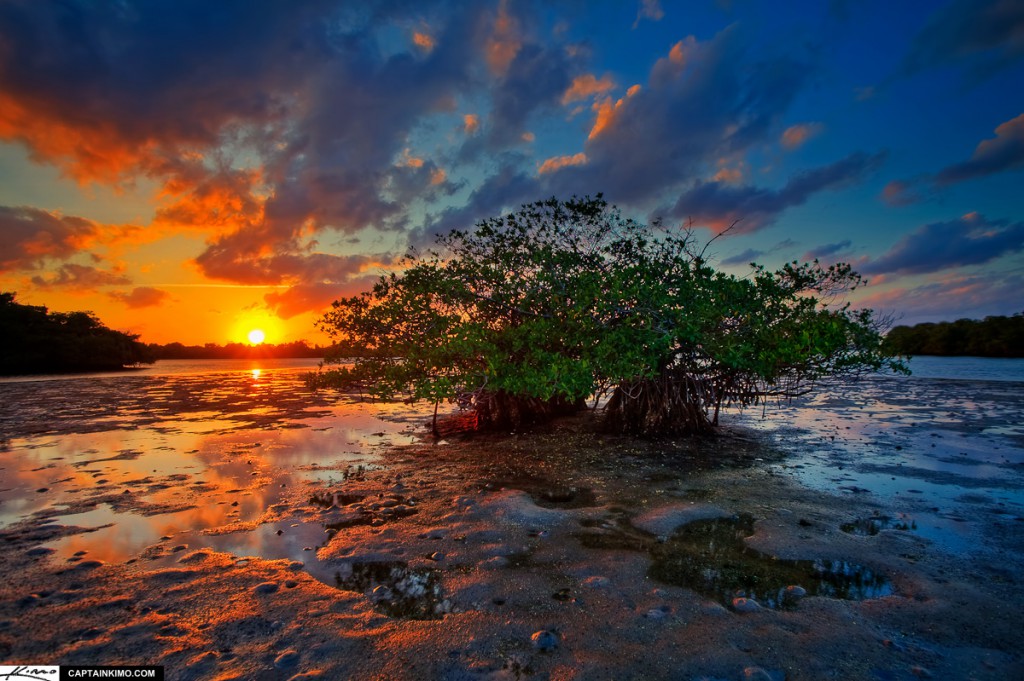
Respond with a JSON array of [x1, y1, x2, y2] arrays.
[[0, 365, 431, 566]]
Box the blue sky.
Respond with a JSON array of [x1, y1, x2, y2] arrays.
[[0, 0, 1022, 343]]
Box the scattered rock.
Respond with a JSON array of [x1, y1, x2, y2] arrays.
[[645, 605, 672, 619], [784, 585, 807, 599], [530, 629, 559, 652], [732, 597, 761, 613], [26, 547, 55, 557], [274, 650, 300, 669], [254, 582, 279, 594], [75, 559, 105, 570]]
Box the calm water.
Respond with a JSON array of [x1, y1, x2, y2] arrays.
[[904, 355, 1024, 382], [0, 357, 325, 383], [0, 357, 1021, 568]]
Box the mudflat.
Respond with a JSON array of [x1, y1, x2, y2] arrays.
[[0, 367, 1021, 680]]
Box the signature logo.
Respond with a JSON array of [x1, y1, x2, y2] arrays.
[[0, 667, 59, 681]]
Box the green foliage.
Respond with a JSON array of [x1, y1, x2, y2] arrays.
[[312, 196, 904, 435], [0, 292, 156, 375], [883, 314, 1024, 357]]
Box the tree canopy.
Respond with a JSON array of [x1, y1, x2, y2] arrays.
[[883, 315, 1024, 358], [0, 292, 155, 375], [311, 196, 904, 436]]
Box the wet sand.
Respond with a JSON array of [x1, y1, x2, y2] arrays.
[[0, 367, 1022, 680]]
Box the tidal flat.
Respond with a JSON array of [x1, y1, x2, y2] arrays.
[[0, 361, 1022, 680]]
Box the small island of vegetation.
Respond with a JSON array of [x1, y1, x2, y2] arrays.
[[310, 196, 905, 436], [0, 291, 156, 375], [883, 315, 1024, 358]]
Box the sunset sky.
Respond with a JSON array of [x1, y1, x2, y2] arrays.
[[1, 0, 1022, 345]]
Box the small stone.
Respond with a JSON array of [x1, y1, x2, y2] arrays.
[[732, 597, 761, 613], [26, 547, 55, 557], [644, 604, 672, 619], [784, 585, 807, 598], [428, 551, 445, 562], [274, 650, 300, 669], [551, 588, 572, 602], [531, 629, 559, 652], [254, 582, 279, 594], [171, 544, 188, 552], [287, 673, 322, 681], [76, 560, 105, 570], [480, 556, 508, 570], [284, 580, 299, 589]]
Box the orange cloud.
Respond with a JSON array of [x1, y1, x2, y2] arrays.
[[412, 31, 435, 53], [712, 167, 743, 183], [0, 93, 156, 184], [538, 153, 588, 174], [464, 113, 480, 134], [108, 286, 171, 308], [155, 167, 265, 235], [561, 74, 616, 104], [486, 0, 521, 75], [650, 37, 698, 86], [430, 167, 447, 185], [781, 122, 823, 149], [588, 85, 641, 140], [30, 263, 132, 290], [399, 149, 425, 168], [0, 206, 144, 272]]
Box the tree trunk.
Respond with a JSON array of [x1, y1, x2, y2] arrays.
[[604, 372, 716, 436], [472, 389, 586, 431]]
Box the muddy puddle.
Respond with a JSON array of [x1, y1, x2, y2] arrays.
[[578, 512, 892, 610]]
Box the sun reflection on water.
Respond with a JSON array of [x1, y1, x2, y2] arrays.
[[0, 365, 430, 565]]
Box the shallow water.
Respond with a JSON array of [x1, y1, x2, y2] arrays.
[[0, 362, 426, 568], [728, 371, 1024, 554], [2, 358, 1022, 573]]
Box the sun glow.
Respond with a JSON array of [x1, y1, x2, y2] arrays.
[[247, 329, 266, 345]]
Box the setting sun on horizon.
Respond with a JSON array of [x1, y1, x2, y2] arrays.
[[247, 329, 266, 345]]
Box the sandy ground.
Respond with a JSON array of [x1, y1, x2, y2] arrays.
[[0, 369, 1022, 680]]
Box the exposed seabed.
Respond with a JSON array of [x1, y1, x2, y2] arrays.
[[0, 369, 1022, 679]]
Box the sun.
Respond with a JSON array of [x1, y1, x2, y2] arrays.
[[247, 329, 266, 345]]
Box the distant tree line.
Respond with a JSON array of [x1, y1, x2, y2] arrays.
[[1, 291, 156, 375], [883, 314, 1024, 358], [148, 340, 329, 360]]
